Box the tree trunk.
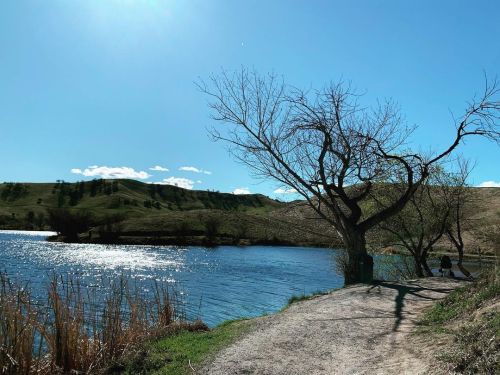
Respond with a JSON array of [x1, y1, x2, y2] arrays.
[[413, 254, 425, 278], [496, 247, 499, 285], [457, 261, 471, 278], [421, 256, 433, 277], [447, 229, 471, 278], [455, 243, 471, 278], [343, 229, 373, 285]]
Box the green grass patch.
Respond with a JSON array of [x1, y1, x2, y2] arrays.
[[420, 273, 499, 326], [418, 269, 499, 374], [122, 319, 252, 375], [285, 290, 331, 308]]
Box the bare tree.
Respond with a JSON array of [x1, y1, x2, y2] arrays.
[[376, 169, 452, 277], [442, 160, 474, 278], [198, 69, 500, 284], [376, 162, 475, 278], [471, 222, 500, 281]]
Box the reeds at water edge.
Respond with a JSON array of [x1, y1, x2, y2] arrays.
[[0, 274, 42, 374], [0, 272, 206, 374]]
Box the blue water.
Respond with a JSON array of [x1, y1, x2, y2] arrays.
[[0, 230, 343, 326]]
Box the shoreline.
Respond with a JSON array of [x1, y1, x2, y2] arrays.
[[46, 233, 498, 262], [200, 278, 465, 374], [123, 278, 466, 374], [46, 233, 336, 249], [1, 228, 495, 262]]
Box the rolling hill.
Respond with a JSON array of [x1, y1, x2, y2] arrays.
[[0, 180, 498, 253], [0, 179, 338, 247]]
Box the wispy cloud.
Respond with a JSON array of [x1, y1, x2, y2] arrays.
[[71, 166, 151, 179], [149, 165, 169, 172], [179, 166, 212, 175], [274, 187, 297, 194], [157, 177, 197, 189], [477, 180, 500, 188], [233, 187, 251, 195]]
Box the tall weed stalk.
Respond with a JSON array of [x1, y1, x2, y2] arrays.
[[0, 272, 190, 374]]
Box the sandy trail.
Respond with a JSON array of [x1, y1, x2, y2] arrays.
[[201, 278, 463, 375]]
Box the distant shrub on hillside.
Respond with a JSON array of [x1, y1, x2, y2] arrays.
[[47, 208, 93, 241], [204, 216, 221, 242], [97, 213, 126, 243], [0, 183, 29, 201]]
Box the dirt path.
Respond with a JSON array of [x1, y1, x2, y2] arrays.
[[202, 278, 464, 375]]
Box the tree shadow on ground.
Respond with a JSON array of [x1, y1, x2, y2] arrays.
[[367, 280, 456, 332]]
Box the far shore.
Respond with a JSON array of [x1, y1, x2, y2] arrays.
[[44, 231, 497, 263], [1, 228, 495, 262], [46, 233, 332, 249]]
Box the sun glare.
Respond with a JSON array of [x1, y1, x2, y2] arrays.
[[82, 0, 175, 48]]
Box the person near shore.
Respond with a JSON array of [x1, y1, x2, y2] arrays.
[[439, 255, 455, 277]]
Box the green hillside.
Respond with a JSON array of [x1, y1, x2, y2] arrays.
[[0, 180, 498, 252], [0, 179, 280, 217], [0, 179, 337, 247]]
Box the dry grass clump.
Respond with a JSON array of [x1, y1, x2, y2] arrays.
[[0, 272, 196, 374], [0, 274, 44, 374]]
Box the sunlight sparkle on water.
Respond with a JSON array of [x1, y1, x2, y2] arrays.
[[0, 230, 57, 236], [48, 244, 181, 270]]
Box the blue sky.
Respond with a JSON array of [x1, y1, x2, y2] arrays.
[[0, 0, 499, 196]]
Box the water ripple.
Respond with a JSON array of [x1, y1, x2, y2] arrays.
[[0, 230, 343, 326]]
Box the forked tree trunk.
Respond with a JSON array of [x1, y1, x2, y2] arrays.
[[343, 228, 373, 285]]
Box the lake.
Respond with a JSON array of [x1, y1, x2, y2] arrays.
[[0, 230, 344, 327]]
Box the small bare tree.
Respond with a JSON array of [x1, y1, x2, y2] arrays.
[[376, 168, 452, 277], [199, 69, 500, 284], [442, 160, 474, 278]]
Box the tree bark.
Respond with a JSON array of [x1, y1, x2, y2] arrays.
[[447, 229, 471, 278], [413, 255, 425, 278], [343, 229, 373, 284], [457, 254, 472, 278], [455, 242, 471, 278], [421, 255, 434, 277]]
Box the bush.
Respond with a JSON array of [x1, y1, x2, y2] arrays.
[[97, 213, 126, 243], [47, 208, 93, 241], [373, 254, 419, 281], [204, 216, 221, 242]]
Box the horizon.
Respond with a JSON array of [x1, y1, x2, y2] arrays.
[[1, 0, 499, 197]]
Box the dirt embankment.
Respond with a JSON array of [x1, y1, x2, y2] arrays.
[[202, 278, 464, 375]]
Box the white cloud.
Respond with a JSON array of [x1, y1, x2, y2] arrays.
[[71, 166, 151, 179], [149, 165, 169, 172], [179, 166, 212, 175], [274, 187, 297, 194], [158, 177, 197, 189], [233, 187, 251, 195], [477, 180, 500, 188]]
